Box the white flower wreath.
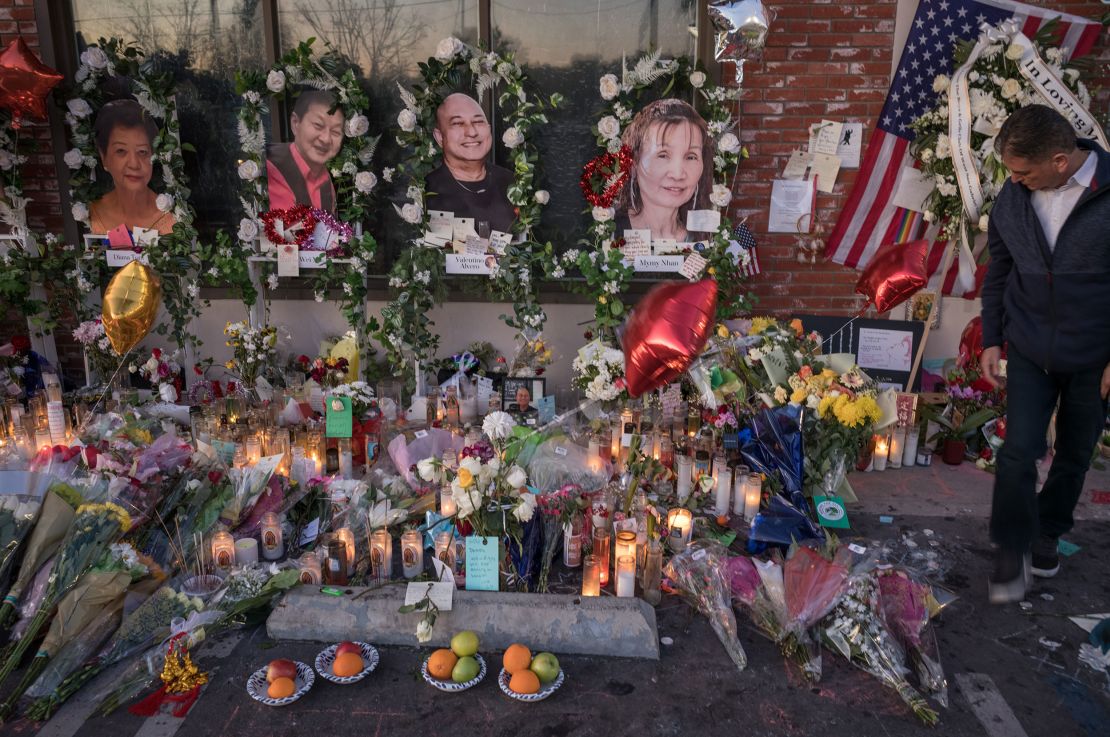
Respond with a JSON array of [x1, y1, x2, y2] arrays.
[[380, 37, 559, 376]]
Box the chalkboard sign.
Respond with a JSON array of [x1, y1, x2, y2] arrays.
[[792, 314, 926, 392]]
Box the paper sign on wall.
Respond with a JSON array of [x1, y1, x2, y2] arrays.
[[405, 581, 454, 611], [277, 243, 299, 277], [622, 229, 651, 257], [857, 327, 913, 373], [634, 255, 685, 272], [464, 536, 500, 591], [652, 238, 678, 255], [768, 179, 815, 233], [680, 253, 708, 279], [429, 210, 454, 236], [452, 217, 476, 241], [891, 166, 934, 213], [686, 209, 721, 233], [782, 150, 811, 180], [445, 254, 494, 275], [809, 152, 841, 194], [809, 120, 844, 156]]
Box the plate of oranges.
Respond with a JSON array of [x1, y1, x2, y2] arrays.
[[498, 643, 564, 702], [314, 641, 380, 684], [246, 659, 314, 706]]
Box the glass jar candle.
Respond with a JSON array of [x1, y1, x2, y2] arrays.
[[642, 540, 663, 606], [615, 531, 637, 568], [370, 529, 392, 583], [563, 514, 583, 568], [235, 537, 259, 566], [581, 554, 601, 597], [401, 529, 423, 579], [434, 531, 456, 572], [714, 465, 732, 517], [245, 434, 262, 465], [666, 508, 693, 552], [336, 527, 357, 576], [902, 426, 920, 467], [675, 455, 693, 503], [888, 426, 904, 469], [440, 485, 457, 517], [211, 530, 235, 572], [659, 436, 675, 469], [260, 512, 283, 560], [324, 539, 348, 585], [298, 552, 321, 584], [742, 473, 762, 521], [338, 437, 353, 479], [615, 555, 636, 598], [873, 434, 890, 471], [592, 528, 611, 587]]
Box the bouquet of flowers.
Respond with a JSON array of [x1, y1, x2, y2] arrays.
[[571, 340, 627, 405], [223, 322, 278, 387], [509, 337, 553, 377], [130, 347, 182, 403], [328, 380, 377, 418], [0, 488, 44, 589], [878, 567, 949, 707], [72, 319, 121, 384], [30, 585, 205, 721], [0, 502, 133, 690], [295, 353, 349, 388], [664, 540, 748, 673], [822, 571, 939, 724], [535, 484, 584, 593]]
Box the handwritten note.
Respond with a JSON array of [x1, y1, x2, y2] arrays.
[[405, 581, 454, 611], [809, 152, 841, 194], [652, 238, 678, 255], [768, 179, 815, 233], [686, 209, 721, 233], [464, 536, 500, 591], [325, 395, 353, 438], [680, 253, 708, 279], [782, 150, 811, 180], [277, 243, 299, 277], [809, 120, 844, 156], [622, 229, 651, 257]]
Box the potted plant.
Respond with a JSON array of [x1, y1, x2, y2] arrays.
[[925, 406, 998, 465]]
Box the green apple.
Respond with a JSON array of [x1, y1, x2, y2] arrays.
[[529, 652, 560, 684], [451, 655, 480, 683], [450, 630, 480, 658]]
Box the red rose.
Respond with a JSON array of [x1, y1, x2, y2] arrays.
[[208, 470, 223, 484], [10, 336, 30, 354], [152, 348, 162, 359], [980, 447, 993, 460], [970, 378, 994, 393]]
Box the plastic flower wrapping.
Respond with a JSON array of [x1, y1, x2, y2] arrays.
[[664, 540, 747, 673]]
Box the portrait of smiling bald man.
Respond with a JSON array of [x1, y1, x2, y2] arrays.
[[424, 92, 515, 235]]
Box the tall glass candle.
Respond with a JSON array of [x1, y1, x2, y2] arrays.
[[902, 426, 920, 467], [235, 537, 259, 566], [439, 486, 457, 518], [336, 527, 357, 575], [715, 466, 732, 517], [743, 472, 761, 521], [370, 529, 392, 583], [298, 552, 321, 584], [581, 554, 601, 597], [338, 437, 353, 479], [642, 540, 663, 605], [676, 455, 693, 503], [245, 435, 262, 465], [592, 527, 610, 587], [615, 531, 637, 568], [616, 555, 636, 598], [401, 530, 423, 578], [260, 512, 283, 560], [563, 515, 582, 567], [434, 531, 456, 572], [666, 508, 693, 552], [211, 530, 235, 572], [873, 434, 889, 471], [888, 426, 904, 469]]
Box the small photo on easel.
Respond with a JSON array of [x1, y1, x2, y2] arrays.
[[906, 290, 940, 329]]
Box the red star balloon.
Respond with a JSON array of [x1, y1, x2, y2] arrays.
[[855, 239, 928, 314], [0, 37, 63, 128], [622, 279, 718, 398]]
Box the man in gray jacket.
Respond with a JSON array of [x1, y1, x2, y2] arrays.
[[981, 105, 1110, 604]]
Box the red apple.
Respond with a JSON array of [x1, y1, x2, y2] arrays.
[[335, 641, 361, 658], [266, 658, 297, 683]]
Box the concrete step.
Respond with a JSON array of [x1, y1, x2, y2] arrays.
[[267, 585, 660, 660]]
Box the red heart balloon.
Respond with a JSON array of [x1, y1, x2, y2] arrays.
[[957, 316, 1006, 369], [0, 37, 62, 128], [855, 239, 928, 314], [622, 279, 718, 398]]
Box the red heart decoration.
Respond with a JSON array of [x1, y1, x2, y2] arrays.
[[855, 239, 928, 314], [260, 204, 318, 247], [622, 279, 718, 398]]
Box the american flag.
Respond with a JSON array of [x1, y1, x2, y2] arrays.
[[733, 220, 761, 277], [824, 0, 1102, 297]]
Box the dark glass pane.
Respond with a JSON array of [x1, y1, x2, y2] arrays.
[[70, 0, 267, 235], [492, 0, 697, 248]]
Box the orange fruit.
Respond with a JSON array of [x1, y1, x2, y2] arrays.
[[427, 648, 458, 680], [509, 669, 540, 694], [267, 676, 295, 699], [332, 651, 364, 677], [502, 643, 532, 675]]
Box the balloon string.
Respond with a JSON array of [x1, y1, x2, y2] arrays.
[[538, 397, 599, 433], [75, 344, 138, 438], [822, 316, 859, 353]]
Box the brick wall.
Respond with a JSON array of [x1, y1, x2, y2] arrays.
[[731, 0, 1110, 315]]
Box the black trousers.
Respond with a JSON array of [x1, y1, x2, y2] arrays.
[[990, 347, 1107, 552]]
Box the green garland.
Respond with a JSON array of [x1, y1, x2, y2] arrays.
[[559, 52, 753, 337], [230, 38, 379, 376], [381, 37, 560, 378], [64, 38, 201, 351]]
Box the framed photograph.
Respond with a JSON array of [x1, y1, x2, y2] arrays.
[[502, 376, 545, 411], [905, 290, 940, 328], [265, 88, 344, 215]]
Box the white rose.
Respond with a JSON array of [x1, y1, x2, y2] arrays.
[[80, 47, 109, 70], [416, 619, 433, 643], [155, 193, 174, 212], [1005, 43, 1025, 61], [599, 74, 620, 100], [416, 457, 438, 482], [158, 383, 178, 403], [482, 410, 516, 440], [71, 202, 89, 223], [400, 201, 422, 224], [344, 114, 369, 138], [534, 189, 550, 205], [67, 99, 92, 118], [1000, 78, 1022, 100], [502, 126, 525, 149], [717, 132, 741, 154], [397, 108, 418, 132], [237, 218, 258, 242], [597, 115, 621, 140], [63, 148, 83, 169], [932, 74, 949, 93], [435, 36, 464, 61], [710, 183, 732, 208], [978, 214, 990, 232], [512, 492, 536, 523], [505, 465, 527, 489], [354, 171, 377, 193], [689, 70, 707, 89], [453, 486, 479, 519], [592, 206, 614, 223], [266, 69, 286, 93], [923, 210, 935, 223], [968, 71, 980, 82], [237, 159, 260, 180]]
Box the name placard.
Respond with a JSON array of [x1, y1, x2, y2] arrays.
[[445, 254, 494, 275], [633, 255, 685, 273]]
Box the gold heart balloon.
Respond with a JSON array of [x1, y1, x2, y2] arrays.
[[101, 260, 161, 355]]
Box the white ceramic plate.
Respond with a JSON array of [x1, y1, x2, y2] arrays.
[[421, 652, 486, 692], [314, 642, 380, 684], [497, 667, 565, 702], [246, 661, 314, 706]]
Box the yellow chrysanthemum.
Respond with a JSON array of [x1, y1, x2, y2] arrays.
[[749, 316, 775, 335], [817, 394, 837, 418], [456, 467, 474, 488], [790, 387, 807, 404], [716, 324, 729, 339], [821, 368, 837, 379]]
